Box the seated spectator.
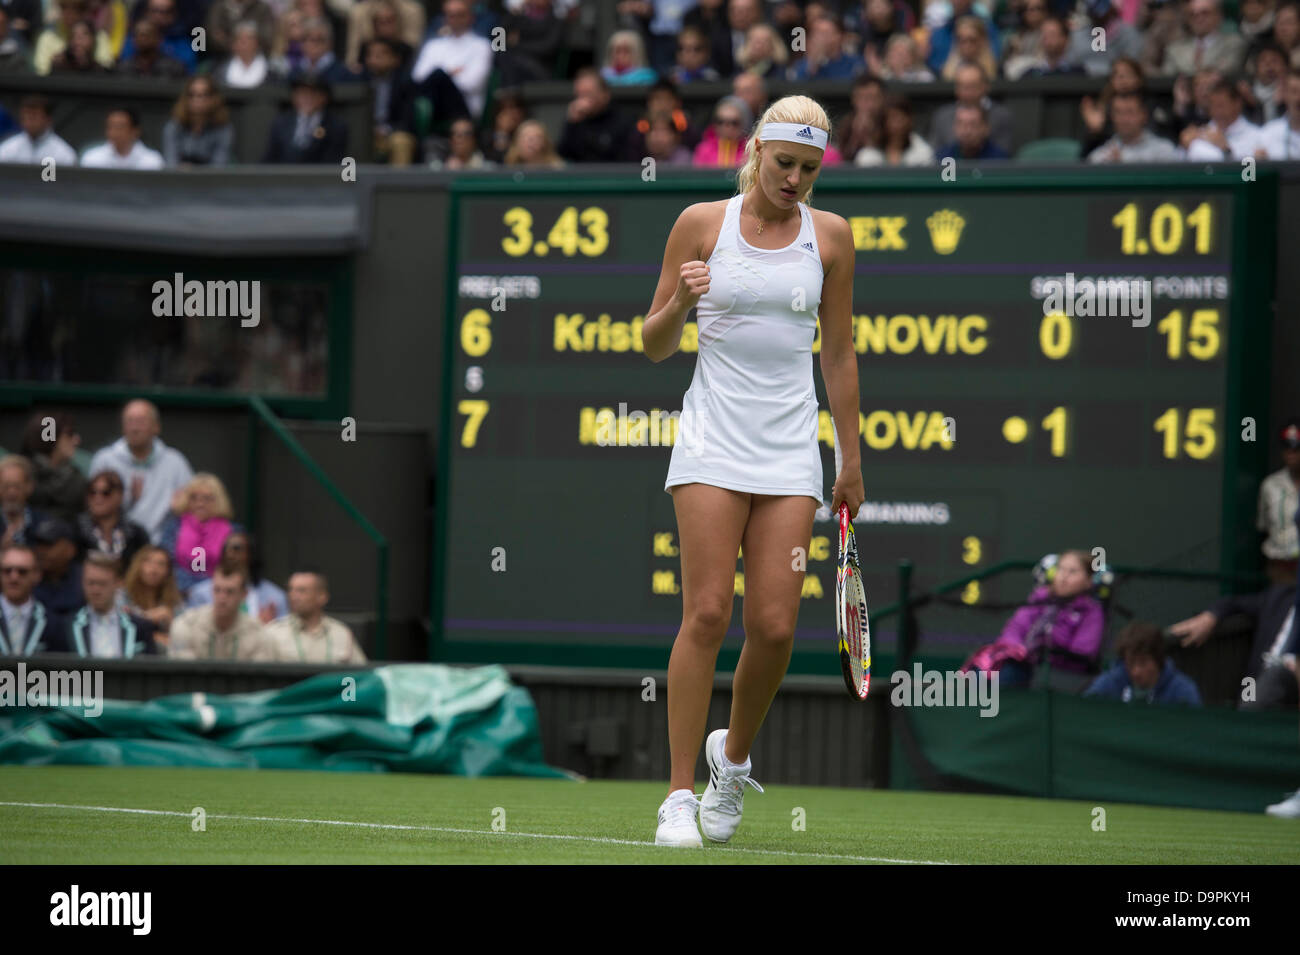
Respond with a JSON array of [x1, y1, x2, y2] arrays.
[[671, 24, 721, 84], [879, 33, 934, 82], [723, 0, 765, 76], [928, 62, 1014, 153], [1168, 580, 1297, 710], [736, 22, 789, 79], [0, 95, 77, 166], [558, 67, 637, 163], [184, 531, 285, 622], [926, 0, 1000, 74], [504, 118, 564, 167], [0, 543, 64, 655], [291, 16, 358, 84], [169, 472, 233, 588], [0, 454, 45, 546], [836, 74, 886, 161], [939, 15, 998, 81], [964, 550, 1105, 687], [482, 87, 526, 163], [1241, 0, 1277, 47], [217, 20, 279, 88], [732, 68, 769, 123], [1180, 78, 1263, 159], [642, 111, 692, 164], [362, 37, 417, 165], [1258, 66, 1300, 156], [262, 71, 349, 163], [1087, 91, 1181, 160], [1021, 15, 1085, 77], [1080, 57, 1151, 153], [77, 469, 149, 572], [0, 6, 31, 72], [937, 101, 1010, 160], [429, 114, 493, 168], [264, 568, 366, 663], [1245, 42, 1291, 123], [1170, 66, 1221, 138], [1163, 0, 1248, 76], [1069, 0, 1143, 76], [1276, 1, 1300, 67], [694, 94, 752, 167], [1001, 0, 1048, 79], [345, 0, 421, 69], [168, 562, 272, 660], [162, 75, 234, 167], [1256, 419, 1300, 584], [89, 399, 193, 543], [33, 0, 112, 74], [855, 93, 935, 166], [853, 0, 913, 74], [48, 18, 109, 72], [684, 0, 734, 76], [496, 0, 562, 84], [115, 19, 186, 78], [789, 14, 863, 80], [21, 411, 85, 524], [0, 0, 37, 45], [88, 0, 129, 62], [206, 0, 276, 61], [630, 79, 701, 157], [31, 518, 83, 617], [601, 28, 657, 86], [62, 552, 157, 657], [410, 0, 492, 120], [118, 0, 196, 72], [123, 544, 182, 640], [1084, 622, 1203, 705], [81, 106, 166, 169]]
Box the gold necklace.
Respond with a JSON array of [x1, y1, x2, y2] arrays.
[[747, 195, 793, 235]]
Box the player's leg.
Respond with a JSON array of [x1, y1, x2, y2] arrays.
[[658, 483, 751, 846], [729, 492, 817, 760], [698, 492, 815, 843]]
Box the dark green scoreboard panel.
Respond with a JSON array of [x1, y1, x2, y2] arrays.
[[434, 170, 1275, 669]]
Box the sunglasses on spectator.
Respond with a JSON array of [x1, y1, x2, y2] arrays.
[[1, 565, 32, 576]]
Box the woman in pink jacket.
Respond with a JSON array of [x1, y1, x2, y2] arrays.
[[986, 549, 1106, 688], [172, 473, 233, 584]]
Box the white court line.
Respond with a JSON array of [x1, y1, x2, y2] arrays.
[[0, 800, 951, 865]]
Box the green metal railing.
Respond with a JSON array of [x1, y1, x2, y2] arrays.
[[244, 396, 389, 657]]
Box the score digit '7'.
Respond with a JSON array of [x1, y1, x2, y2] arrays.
[[458, 400, 489, 447]]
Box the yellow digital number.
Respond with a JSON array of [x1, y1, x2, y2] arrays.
[[502, 205, 609, 257], [1041, 406, 1068, 458], [1157, 309, 1220, 360], [458, 399, 489, 448], [1153, 407, 1217, 459], [501, 207, 533, 256], [961, 580, 980, 605], [1111, 201, 1212, 255], [460, 309, 492, 357], [962, 536, 982, 565], [1039, 312, 1072, 359], [577, 206, 610, 256]]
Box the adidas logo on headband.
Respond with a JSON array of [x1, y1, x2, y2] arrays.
[[797, 126, 814, 139]]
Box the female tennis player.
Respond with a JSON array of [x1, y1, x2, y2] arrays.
[[642, 95, 864, 847]]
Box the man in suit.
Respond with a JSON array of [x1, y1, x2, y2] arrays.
[[62, 551, 157, 658], [262, 72, 348, 164], [0, 543, 65, 655], [1169, 582, 1298, 709], [1162, 0, 1247, 77], [928, 62, 1014, 155]]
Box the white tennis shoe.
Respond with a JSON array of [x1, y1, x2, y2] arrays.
[[655, 789, 703, 847], [1266, 790, 1300, 818], [699, 728, 764, 843]]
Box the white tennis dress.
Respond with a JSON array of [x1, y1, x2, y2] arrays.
[[664, 192, 824, 504]]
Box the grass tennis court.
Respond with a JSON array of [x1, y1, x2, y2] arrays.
[[2, 766, 1295, 864]]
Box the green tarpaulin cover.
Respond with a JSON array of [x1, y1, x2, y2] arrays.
[[0, 664, 570, 778]]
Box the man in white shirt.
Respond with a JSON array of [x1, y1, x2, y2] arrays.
[[81, 105, 166, 170], [1257, 68, 1300, 161], [1257, 419, 1300, 583], [1088, 93, 1181, 163], [89, 399, 194, 542], [264, 569, 366, 663], [0, 543, 62, 655], [409, 0, 491, 118], [0, 94, 77, 166], [1181, 78, 1261, 160], [64, 552, 157, 658]]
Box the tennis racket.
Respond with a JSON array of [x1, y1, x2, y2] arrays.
[[832, 430, 870, 699]]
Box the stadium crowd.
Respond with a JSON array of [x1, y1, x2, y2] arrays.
[[0, 0, 1298, 166], [0, 399, 367, 662]]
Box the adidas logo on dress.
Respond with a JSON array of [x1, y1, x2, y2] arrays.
[[801, 241, 814, 251]]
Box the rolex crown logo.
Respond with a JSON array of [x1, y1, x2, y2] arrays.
[[926, 209, 965, 255]]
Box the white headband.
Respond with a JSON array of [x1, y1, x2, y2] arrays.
[[758, 122, 828, 151]]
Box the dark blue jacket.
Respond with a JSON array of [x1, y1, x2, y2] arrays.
[[1085, 659, 1203, 705]]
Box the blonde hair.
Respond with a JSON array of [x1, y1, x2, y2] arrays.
[[176, 472, 234, 520], [734, 95, 832, 206], [505, 119, 564, 167], [124, 545, 181, 611], [738, 23, 790, 70], [605, 29, 649, 70]]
